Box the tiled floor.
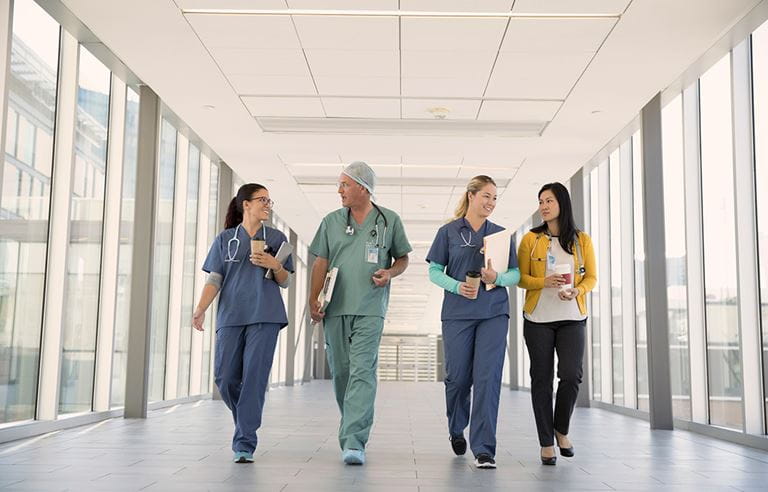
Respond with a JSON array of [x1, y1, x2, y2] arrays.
[[1, 381, 768, 491]]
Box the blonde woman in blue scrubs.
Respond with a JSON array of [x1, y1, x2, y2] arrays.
[[426, 175, 520, 469]]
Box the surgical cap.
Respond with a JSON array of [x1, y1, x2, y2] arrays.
[[342, 161, 377, 197]]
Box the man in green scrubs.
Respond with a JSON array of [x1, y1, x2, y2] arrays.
[[310, 161, 412, 466]]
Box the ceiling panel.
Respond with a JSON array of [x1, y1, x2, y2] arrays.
[[339, 155, 401, 165], [287, 0, 398, 8], [402, 165, 459, 178], [293, 15, 399, 50], [501, 18, 615, 53], [229, 74, 317, 95], [402, 17, 507, 51], [210, 48, 309, 76], [279, 153, 341, 164], [402, 154, 462, 166], [401, 50, 497, 80], [458, 166, 520, 179], [187, 14, 299, 49], [478, 100, 562, 121], [400, 1, 514, 11], [178, 1, 288, 8], [511, 0, 631, 15], [304, 50, 399, 77], [243, 96, 324, 117], [288, 164, 343, 176], [402, 98, 481, 119], [368, 165, 401, 177], [401, 77, 488, 97], [322, 97, 400, 118], [314, 76, 400, 96], [374, 185, 403, 194], [403, 185, 454, 194], [485, 51, 593, 99]]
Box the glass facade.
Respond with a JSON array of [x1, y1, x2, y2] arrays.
[[609, 150, 623, 405], [589, 166, 601, 401], [0, 0, 59, 424]]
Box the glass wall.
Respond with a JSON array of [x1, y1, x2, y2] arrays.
[[201, 160, 219, 392], [589, 167, 601, 401], [0, 0, 59, 424], [661, 93, 691, 420], [632, 132, 649, 411], [753, 20, 768, 427], [177, 143, 200, 397], [111, 88, 139, 408], [58, 46, 111, 414], [609, 150, 623, 405], [148, 119, 177, 402], [699, 54, 743, 429]]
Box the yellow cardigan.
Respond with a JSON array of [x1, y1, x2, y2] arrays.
[[517, 230, 597, 316]]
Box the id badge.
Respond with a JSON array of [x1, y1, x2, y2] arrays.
[[365, 243, 379, 264], [547, 252, 556, 270]]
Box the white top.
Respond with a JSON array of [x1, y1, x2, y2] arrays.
[[524, 236, 587, 324]]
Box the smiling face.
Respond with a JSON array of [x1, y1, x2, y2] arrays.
[[242, 188, 272, 222], [538, 189, 560, 223], [338, 173, 368, 208], [468, 183, 497, 218]]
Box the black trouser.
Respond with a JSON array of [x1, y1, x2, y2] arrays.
[[523, 318, 586, 447]]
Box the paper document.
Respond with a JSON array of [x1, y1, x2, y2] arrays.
[[483, 229, 512, 290], [317, 267, 339, 311], [265, 241, 294, 279]]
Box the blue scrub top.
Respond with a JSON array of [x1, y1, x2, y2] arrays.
[[202, 224, 294, 329], [426, 218, 518, 321]]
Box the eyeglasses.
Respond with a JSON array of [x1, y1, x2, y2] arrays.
[[246, 196, 274, 207]]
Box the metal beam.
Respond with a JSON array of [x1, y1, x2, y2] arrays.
[[640, 93, 674, 430], [123, 85, 160, 419]]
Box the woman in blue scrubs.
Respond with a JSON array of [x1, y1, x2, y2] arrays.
[[191, 183, 293, 463], [426, 175, 520, 469]]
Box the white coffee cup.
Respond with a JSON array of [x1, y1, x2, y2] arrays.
[[554, 264, 572, 292]]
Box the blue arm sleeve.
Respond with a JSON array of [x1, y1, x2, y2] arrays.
[[495, 267, 520, 287], [428, 262, 460, 295]]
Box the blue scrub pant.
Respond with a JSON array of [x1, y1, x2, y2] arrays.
[[214, 323, 280, 454], [323, 315, 384, 451], [442, 315, 508, 458]]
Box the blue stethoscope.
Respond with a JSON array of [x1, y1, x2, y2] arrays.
[[224, 223, 267, 263], [345, 203, 388, 249], [458, 219, 487, 248]]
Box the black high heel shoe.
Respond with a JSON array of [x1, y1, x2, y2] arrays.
[[540, 447, 557, 465], [556, 434, 574, 457]]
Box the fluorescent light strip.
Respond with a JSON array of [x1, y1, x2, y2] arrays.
[[183, 9, 619, 20]]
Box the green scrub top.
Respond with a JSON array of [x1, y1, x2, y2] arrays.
[[310, 205, 412, 318]]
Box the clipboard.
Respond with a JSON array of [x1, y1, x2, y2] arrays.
[[265, 241, 294, 279], [483, 229, 512, 290], [317, 267, 338, 311]]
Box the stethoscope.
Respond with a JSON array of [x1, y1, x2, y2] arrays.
[[530, 233, 586, 275], [224, 223, 267, 263], [345, 203, 388, 249], [458, 219, 486, 249]]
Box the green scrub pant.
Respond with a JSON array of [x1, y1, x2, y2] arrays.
[[323, 315, 384, 451]]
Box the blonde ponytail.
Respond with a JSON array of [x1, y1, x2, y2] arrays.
[[452, 175, 496, 219]]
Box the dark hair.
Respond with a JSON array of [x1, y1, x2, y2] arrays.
[[530, 182, 580, 255], [224, 183, 267, 229]]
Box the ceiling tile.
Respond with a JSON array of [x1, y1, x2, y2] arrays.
[[402, 98, 481, 119], [403, 185, 454, 194], [293, 15, 399, 50], [401, 77, 487, 98], [400, 0, 513, 11], [287, 0, 398, 8], [511, 0, 631, 15], [243, 96, 324, 117], [229, 74, 317, 95], [339, 155, 402, 165], [288, 164, 343, 176], [314, 76, 400, 96], [322, 97, 400, 118], [401, 17, 507, 51], [280, 153, 341, 164], [369, 165, 402, 177], [401, 50, 497, 79], [403, 154, 462, 166], [485, 51, 593, 99], [501, 18, 615, 53], [187, 14, 300, 49], [305, 50, 399, 77], [402, 165, 459, 178], [179, 1, 288, 8], [458, 166, 520, 178], [210, 48, 309, 76], [478, 100, 562, 121]]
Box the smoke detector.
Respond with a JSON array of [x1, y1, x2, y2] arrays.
[[427, 106, 450, 119]]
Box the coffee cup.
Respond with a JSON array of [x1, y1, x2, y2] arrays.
[[251, 239, 266, 255], [554, 264, 572, 291], [465, 271, 481, 299]]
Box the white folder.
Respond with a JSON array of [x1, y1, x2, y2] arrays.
[[483, 229, 512, 290]]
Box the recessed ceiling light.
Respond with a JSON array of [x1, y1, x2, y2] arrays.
[[203, 104, 216, 110], [591, 110, 602, 114]]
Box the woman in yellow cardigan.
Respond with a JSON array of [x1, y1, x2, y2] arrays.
[[517, 182, 596, 466]]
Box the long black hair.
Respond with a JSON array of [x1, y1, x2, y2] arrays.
[[530, 182, 580, 255], [224, 183, 267, 229]]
